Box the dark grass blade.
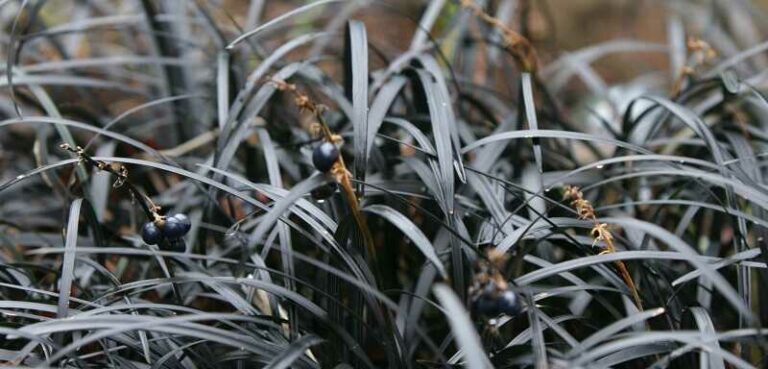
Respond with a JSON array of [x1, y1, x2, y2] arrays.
[[345, 20, 369, 195], [461, 129, 652, 156], [568, 307, 665, 357], [673, 249, 763, 286], [56, 199, 83, 320], [139, 0, 192, 141], [414, 55, 466, 182], [524, 292, 549, 369], [0, 117, 163, 158], [216, 51, 230, 130], [226, 0, 344, 49], [363, 204, 447, 278], [605, 217, 755, 323], [366, 76, 407, 159], [432, 284, 492, 369], [688, 307, 727, 369], [413, 68, 456, 214], [264, 335, 323, 369], [521, 72, 543, 173], [409, 0, 446, 51], [90, 143, 116, 221], [255, 127, 298, 337], [247, 174, 326, 251], [573, 331, 754, 369], [412, 67, 466, 298]]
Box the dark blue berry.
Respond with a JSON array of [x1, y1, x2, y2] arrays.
[[497, 290, 521, 316], [162, 216, 188, 238], [472, 293, 498, 317], [141, 222, 163, 245], [172, 213, 191, 233], [312, 142, 339, 172]]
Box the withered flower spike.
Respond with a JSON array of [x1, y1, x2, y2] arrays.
[[268, 77, 325, 116], [270, 77, 378, 271], [330, 134, 344, 145], [459, 0, 539, 72], [59, 143, 159, 221], [486, 248, 509, 268], [563, 185, 643, 310]]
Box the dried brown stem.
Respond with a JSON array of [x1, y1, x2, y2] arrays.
[[460, 0, 539, 73], [269, 78, 378, 263], [59, 143, 160, 221], [564, 185, 643, 310], [670, 37, 717, 97]]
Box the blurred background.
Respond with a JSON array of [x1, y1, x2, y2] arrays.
[[20, 0, 768, 113], [233, 0, 768, 80]]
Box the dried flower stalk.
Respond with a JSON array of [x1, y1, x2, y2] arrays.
[[60, 143, 161, 221], [269, 78, 377, 262], [564, 185, 643, 310], [460, 0, 539, 73], [671, 37, 717, 96]]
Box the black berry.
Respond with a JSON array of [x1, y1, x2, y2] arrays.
[[470, 280, 522, 318], [172, 213, 191, 233], [312, 142, 339, 172], [162, 215, 189, 238], [472, 293, 498, 316], [141, 222, 162, 245], [497, 290, 521, 316], [472, 282, 500, 317]]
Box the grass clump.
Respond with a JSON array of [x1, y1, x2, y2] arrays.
[[1, 1, 768, 368]]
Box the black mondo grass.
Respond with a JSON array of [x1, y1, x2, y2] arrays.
[[2, 1, 768, 368]]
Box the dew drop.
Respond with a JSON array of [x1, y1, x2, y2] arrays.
[[596, 164, 604, 169], [317, 199, 325, 204], [15, 174, 25, 180]]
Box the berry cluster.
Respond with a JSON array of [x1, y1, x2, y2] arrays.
[[469, 250, 522, 318], [58, 144, 192, 252], [141, 213, 191, 251]]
